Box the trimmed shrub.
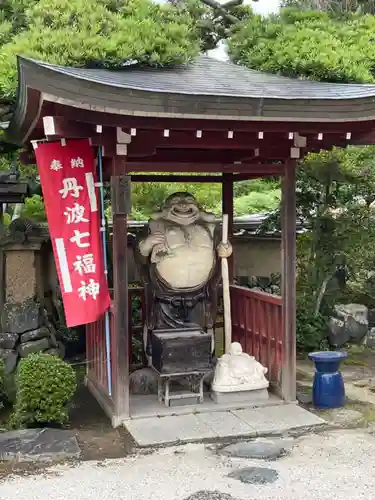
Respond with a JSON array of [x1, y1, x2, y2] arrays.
[[11, 353, 77, 427]]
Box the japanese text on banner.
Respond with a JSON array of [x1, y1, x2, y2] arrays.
[[34, 139, 110, 327]]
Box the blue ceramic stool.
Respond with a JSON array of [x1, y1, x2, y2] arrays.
[[308, 351, 347, 409]]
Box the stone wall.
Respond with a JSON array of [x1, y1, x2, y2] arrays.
[[3, 235, 281, 299], [0, 235, 64, 375], [43, 235, 281, 287], [5, 249, 37, 303]]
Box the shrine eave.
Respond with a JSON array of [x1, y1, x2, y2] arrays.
[[7, 55, 375, 146]]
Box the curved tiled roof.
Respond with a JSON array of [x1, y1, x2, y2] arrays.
[[29, 54, 375, 100]]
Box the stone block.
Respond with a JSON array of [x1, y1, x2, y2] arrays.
[[184, 493, 239, 500], [45, 342, 66, 359], [130, 367, 158, 395], [18, 337, 50, 357], [1, 299, 42, 335], [0, 332, 19, 349], [211, 388, 269, 405], [5, 250, 37, 303], [20, 326, 50, 344], [0, 428, 80, 462], [228, 466, 279, 485], [369, 308, 375, 328], [220, 439, 287, 460], [329, 304, 369, 346], [0, 349, 18, 373]]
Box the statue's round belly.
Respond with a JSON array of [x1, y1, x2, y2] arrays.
[[156, 246, 214, 289]]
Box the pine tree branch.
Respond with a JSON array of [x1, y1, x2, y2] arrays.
[[199, 0, 243, 24]]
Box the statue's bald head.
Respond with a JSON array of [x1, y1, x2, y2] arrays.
[[163, 192, 198, 209], [163, 192, 200, 225]]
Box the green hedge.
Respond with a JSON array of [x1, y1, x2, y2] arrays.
[[11, 353, 77, 427]]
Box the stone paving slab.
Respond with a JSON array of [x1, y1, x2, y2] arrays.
[[125, 404, 325, 447], [0, 428, 81, 462], [196, 411, 252, 437], [233, 404, 325, 434], [126, 414, 217, 447]]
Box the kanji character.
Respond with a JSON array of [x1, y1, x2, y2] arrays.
[[78, 279, 100, 300], [71, 157, 84, 168], [50, 159, 63, 172], [59, 178, 83, 199], [64, 203, 89, 224], [69, 229, 90, 248], [73, 253, 96, 276]]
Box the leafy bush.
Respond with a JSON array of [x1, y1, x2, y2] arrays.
[[11, 353, 77, 427], [233, 189, 281, 216], [296, 305, 328, 353], [20, 194, 46, 221], [229, 9, 375, 84], [0, 0, 200, 102]]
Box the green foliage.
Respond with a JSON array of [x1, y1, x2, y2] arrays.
[[11, 353, 77, 427], [233, 189, 280, 216], [0, 0, 200, 102], [281, 0, 375, 15], [291, 146, 375, 350], [296, 304, 328, 353], [228, 8, 375, 83], [20, 194, 46, 221], [104, 178, 281, 221]]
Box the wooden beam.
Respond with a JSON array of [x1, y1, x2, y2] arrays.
[[50, 103, 375, 134], [280, 161, 297, 402], [126, 130, 295, 151], [126, 162, 286, 174], [42, 116, 100, 138], [130, 174, 224, 183], [110, 157, 130, 421]]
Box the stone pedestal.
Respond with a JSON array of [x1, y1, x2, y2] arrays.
[[0, 226, 61, 373], [211, 387, 269, 404]]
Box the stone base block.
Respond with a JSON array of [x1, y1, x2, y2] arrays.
[[211, 388, 269, 405]]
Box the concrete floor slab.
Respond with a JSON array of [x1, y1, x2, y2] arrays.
[[196, 411, 253, 437], [233, 404, 325, 434], [126, 414, 217, 447], [125, 403, 325, 447]]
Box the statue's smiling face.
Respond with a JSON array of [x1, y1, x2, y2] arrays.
[[164, 193, 200, 225]]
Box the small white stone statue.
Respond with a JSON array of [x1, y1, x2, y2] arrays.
[[212, 342, 269, 393]]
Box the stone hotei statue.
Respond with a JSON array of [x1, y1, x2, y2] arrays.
[[212, 342, 269, 393], [134, 192, 232, 355]]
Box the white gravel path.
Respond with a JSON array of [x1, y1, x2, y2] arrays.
[[0, 429, 374, 500]]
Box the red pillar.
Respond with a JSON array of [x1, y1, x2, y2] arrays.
[[110, 156, 131, 423]]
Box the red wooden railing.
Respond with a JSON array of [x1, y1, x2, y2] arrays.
[[231, 285, 283, 384], [86, 305, 114, 392], [86, 285, 283, 395]]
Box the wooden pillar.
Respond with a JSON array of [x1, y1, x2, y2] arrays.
[[110, 156, 131, 423], [222, 173, 234, 281], [280, 162, 297, 401]]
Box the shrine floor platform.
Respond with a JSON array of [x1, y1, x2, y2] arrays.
[[125, 399, 325, 447]]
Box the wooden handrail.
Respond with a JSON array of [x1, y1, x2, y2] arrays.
[[230, 285, 281, 305]]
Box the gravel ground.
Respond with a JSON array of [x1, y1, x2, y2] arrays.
[[0, 429, 374, 500]]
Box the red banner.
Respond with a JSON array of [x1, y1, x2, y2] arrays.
[[34, 139, 110, 327]]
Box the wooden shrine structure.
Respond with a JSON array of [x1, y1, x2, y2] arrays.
[[7, 54, 375, 426]]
